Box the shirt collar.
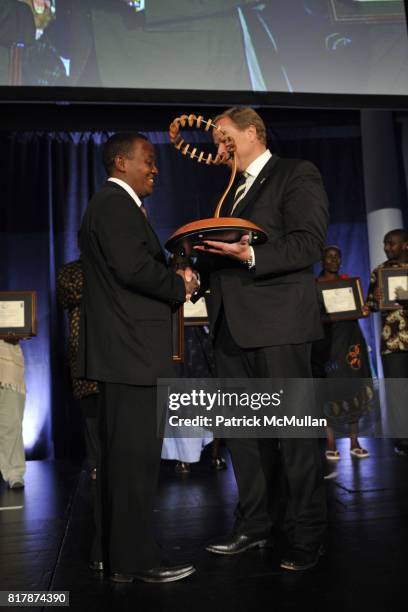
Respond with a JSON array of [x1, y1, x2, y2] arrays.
[[245, 149, 272, 179], [108, 177, 142, 208]]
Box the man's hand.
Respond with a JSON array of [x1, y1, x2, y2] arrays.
[[194, 234, 251, 262], [361, 304, 370, 317], [2, 332, 20, 345], [373, 287, 384, 302], [170, 253, 194, 271], [176, 267, 199, 301]]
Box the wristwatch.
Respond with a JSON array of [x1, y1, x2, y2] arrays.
[[244, 247, 255, 270]]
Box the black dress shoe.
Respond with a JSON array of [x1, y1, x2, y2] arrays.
[[8, 480, 24, 489], [175, 462, 191, 474], [110, 562, 195, 584], [206, 533, 268, 555], [280, 545, 325, 571], [110, 572, 135, 583], [89, 560, 104, 572], [211, 457, 227, 470]]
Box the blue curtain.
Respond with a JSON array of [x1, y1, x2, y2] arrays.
[[0, 123, 373, 459]]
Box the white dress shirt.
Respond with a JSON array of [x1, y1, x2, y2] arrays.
[[241, 149, 272, 199], [108, 177, 142, 208], [238, 149, 272, 269]]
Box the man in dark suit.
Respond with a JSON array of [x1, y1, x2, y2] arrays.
[[41, 0, 259, 89], [77, 132, 197, 583], [0, 0, 35, 84], [195, 107, 329, 571]]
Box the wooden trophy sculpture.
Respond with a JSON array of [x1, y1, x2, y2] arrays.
[[165, 114, 267, 256]]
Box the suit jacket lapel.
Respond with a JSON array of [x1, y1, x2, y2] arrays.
[[231, 155, 280, 218], [105, 181, 164, 254]]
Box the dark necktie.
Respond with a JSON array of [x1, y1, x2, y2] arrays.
[[230, 171, 249, 215], [140, 204, 148, 218]]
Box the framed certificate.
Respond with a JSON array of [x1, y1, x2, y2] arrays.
[[378, 267, 408, 310], [317, 278, 365, 322], [172, 305, 184, 362], [0, 291, 37, 338], [184, 294, 209, 326]]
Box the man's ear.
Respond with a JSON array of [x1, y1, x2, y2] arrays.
[[114, 155, 127, 172], [246, 124, 258, 142]]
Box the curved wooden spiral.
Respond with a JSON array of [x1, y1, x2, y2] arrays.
[[169, 114, 237, 218]]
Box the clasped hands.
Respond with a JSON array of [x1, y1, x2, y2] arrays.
[[1, 332, 20, 345], [174, 235, 252, 300], [176, 267, 200, 301]]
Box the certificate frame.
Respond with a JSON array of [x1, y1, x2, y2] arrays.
[[183, 295, 209, 327], [378, 267, 408, 310], [317, 277, 365, 322], [0, 291, 37, 338], [172, 305, 184, 362]]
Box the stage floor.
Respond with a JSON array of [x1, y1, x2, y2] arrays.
[[1, 439, 407, 612]]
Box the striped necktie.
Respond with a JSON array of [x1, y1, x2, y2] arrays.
[[230, 171, 249, 215]]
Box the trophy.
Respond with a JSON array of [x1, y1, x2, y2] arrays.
[[165, 114, 267, 256]]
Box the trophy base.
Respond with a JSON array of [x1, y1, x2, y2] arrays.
[[165, 217, 267, 255]]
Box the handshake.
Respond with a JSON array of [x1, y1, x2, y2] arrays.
[[175, 267, 200, 301]]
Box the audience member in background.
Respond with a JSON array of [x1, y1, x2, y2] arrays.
[[57, 257, 100, 479], [366, 229, 408, 456], [0, 334, 26, 489], [312, 246, 372, 461]]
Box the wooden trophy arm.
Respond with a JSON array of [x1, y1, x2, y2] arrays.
[[169, 113, 237, 218]]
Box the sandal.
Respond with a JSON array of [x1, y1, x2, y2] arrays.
[[325, 450, 341, 461], [350, 447, 369, 459]]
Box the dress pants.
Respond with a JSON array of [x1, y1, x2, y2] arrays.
[[382, 351, 408, 378], [213, 313, 327, 551], [79, 393, 100, 471], [95, 382, 162, 573], [0, 388, 26, 484]]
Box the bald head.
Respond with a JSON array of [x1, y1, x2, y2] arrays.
[[383, 228, 408, 262]]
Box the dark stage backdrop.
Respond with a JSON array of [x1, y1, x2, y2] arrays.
[[0, 122, 375, 460]]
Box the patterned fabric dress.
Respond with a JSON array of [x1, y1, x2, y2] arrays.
[[366, 260, 408, 355], [312, 274, 375, 434], [57, 259, 99, 399]]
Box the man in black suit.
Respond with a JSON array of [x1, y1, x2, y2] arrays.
[[77, 132, 197, 583], [195, 107, 329, 571]]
